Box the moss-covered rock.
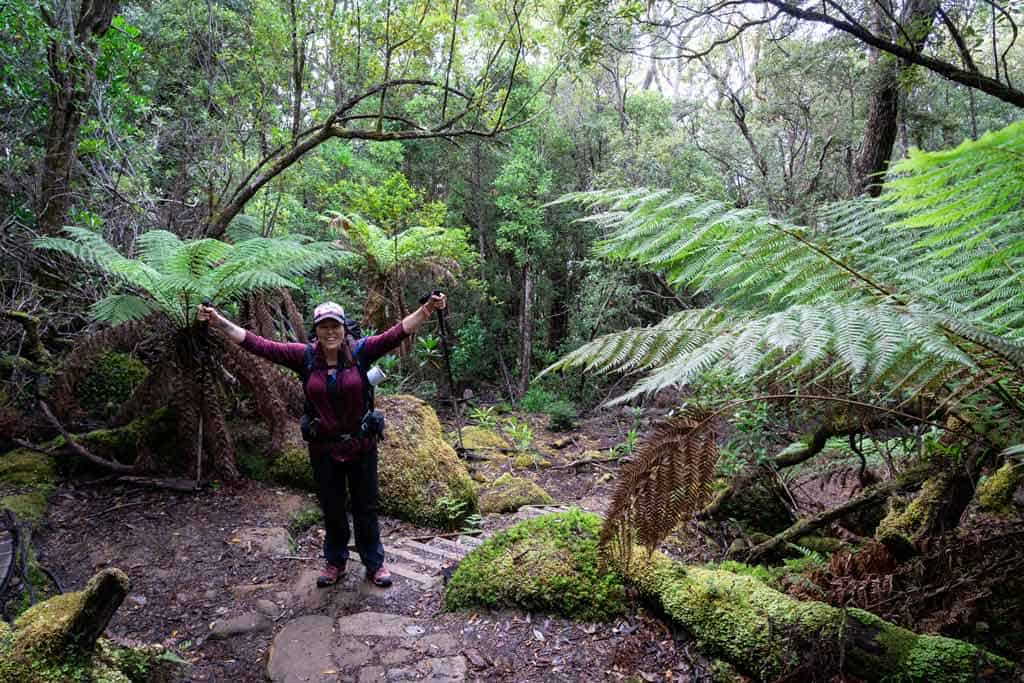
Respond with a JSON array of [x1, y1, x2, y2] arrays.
[[267, 442, 316, 491], [620, 551, 1016, 682], [975, 462, 1023, 515], [443, 510, 627, 621], [478, 473, 552, 513], [511, 452, 549, 469], [0, 569, 178, 682], [458, 426, 509, 453], [378, 395, 478, 529], [0, 449, 56, 527], [74, 352, 148, 416]]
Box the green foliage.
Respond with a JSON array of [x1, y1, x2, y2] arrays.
[[501, 417, 534, 452], [468, 405, 498, 429], [443, 510, 627, 621], [74, 352, 148, 417], [545, 399, 578, 432], [546, 122, 1024, 427], [520, 386, 558, 412], [287, 503, 323, 535], [35, 229, 342, 329]]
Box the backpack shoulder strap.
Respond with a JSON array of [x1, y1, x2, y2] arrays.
[[350, 338, 374, 412], [301, 343, 315, 383]]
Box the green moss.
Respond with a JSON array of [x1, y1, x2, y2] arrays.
[[975, 462, 1022, 515], [876, 470, 952, 555], [0, 451, 56, 487], [377, 395, 478, 529], [622, 552, 1014, 682], [74, 352, 148, 417], [267, 444, 315, 491], [478, 473, 552, 513], [459, 426, 509, 452], [511, 452, 549, 469], [443, 510, 627, 621], [0, 449, 56, 528]]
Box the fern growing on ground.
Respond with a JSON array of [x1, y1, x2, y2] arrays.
[[35, 229, 344, 478], [544, 120, 1024, 556]]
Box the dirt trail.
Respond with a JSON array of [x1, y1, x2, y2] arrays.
[[34, 409, 714, 681]]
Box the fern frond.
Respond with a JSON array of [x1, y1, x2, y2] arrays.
[[90, 294, 158, 325], [600, 408, 718, 558]]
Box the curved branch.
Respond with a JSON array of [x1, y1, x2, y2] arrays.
[[758, 0, 1024, 107]]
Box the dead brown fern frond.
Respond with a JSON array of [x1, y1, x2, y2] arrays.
[[600, 407, 718, 566]]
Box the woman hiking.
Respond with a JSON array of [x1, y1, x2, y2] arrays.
[[198, 292, 447, 588]]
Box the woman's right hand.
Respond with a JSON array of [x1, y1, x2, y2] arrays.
[[197, 304, 220, 327]]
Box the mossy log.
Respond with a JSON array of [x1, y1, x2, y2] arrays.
[[9, 568, 128, 658], [874, 469, 971, 559], [620, 552, 1016, 682]]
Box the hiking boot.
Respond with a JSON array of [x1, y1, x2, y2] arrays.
[[367, 565, 392, 588], [316, 561, 345, 587]]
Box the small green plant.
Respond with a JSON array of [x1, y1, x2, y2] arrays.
[[469, 405, 498, 429], [502, 417, 534, 452], [614, 427, 639, 455], [416, 334, 442, 368], [520, 386, 557, 413], [546, 399, 578, 431], [435, 494, 472, 530], [288, 503, 323, 535], [460, 512, 483, 533]]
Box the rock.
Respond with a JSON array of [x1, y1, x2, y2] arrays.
[[255, 599, 280, 619], [230, 582, 279, 599], [421, 655, 467, 681], [377, 395, 479, 529], [380, 647, 414, 665], [358, 665, 386, 682], [335, 612, 425, 637], [458, 426, 509, 452], [289, 569, 329, 610], [416, 632, 459, 654], [478, 473, 552, 513], [11, 567, 129, 657], [208, 612, 272, 639], [229, 526, 292, 557], [336, 639, 373, 668], [463, 648, 488, 669], [266, 615, 336, 683], [550, 436, 573, 449], [204, 589, 219, 600]]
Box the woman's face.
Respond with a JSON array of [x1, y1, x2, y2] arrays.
[[315, 319, 344, 352]]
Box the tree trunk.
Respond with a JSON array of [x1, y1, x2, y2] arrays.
[[619, 552, 1016, 682], [516, 264, 533, 397], [851, 0, 939, 197], [38, 0, 119, 236]]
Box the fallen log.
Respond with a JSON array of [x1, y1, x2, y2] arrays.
[[619, 551, 1016, 682]]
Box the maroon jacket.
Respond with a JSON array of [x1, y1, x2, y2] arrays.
[[240, 322, 409, 461]]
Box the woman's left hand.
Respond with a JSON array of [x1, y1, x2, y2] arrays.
[[424, 292, 447, 314]]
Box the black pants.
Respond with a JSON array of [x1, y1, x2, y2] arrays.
[[309, 448, 385, 571]]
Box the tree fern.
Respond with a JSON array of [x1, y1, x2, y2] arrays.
[[36, 229, 343, 328], [547, 120, 1024, 557]]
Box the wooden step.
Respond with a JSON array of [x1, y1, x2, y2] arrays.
[[427, 537, 472, 556], [457, 534, 483, 548], [386, 546, 443, 571], [398, 539, 464, 560]]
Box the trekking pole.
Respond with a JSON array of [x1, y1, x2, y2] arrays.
[[420, 291, 464, 453]]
